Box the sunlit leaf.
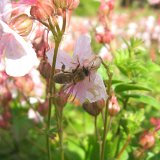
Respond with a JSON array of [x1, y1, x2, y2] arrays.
[[115, 84, 151, 92]]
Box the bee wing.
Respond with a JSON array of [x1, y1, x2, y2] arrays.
[[83, 55, 102, 71], [90, 55, 102, 70], [53, 72, 73, 84]]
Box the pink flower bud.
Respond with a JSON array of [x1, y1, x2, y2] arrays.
[[99, 3, 110, 15], [108, 95, 120, 116], [38, 60, 51, 79], [150, 117, 160, 131], [83, 99, 105, 116], [0, 120, 10, 129], [30, 1, 54, 21], [99, 0, 114, 15], [37, 101, 49, 116], [56, 90, 69, 109], [0, 89, 12, 106], [14, 76, 34, 95], [95, 33, 103, 43], [102, 31, 114, 44], [32, 29, 49, 58], [3, 111, 12, 121], [70, 0, 80, 10], [139, 131, 155, 150], [107, 0, 114, 11], [9, 14, 33, 36], [0, 71, 8, 84]]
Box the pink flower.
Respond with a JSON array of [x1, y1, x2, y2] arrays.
[[47, 35, 107, 103], [18, 0, 37, 5], [0, 1, 38, 77], [149, 0, 160, 5], [150, 117, 160, 132], [139, 131, 155, 150]]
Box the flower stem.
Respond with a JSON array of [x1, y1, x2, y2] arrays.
[[116, 135, 131, 159], [100, 61, 112, 160], [58, 108, 64, 160], [46, 10, 66, 160], [47, 41, 60, 160]]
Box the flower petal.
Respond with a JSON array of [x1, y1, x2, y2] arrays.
[[73, 35, 93, 64], [85, 73, 107, 102], [46, 49, 73, 70], [0, 0, 12, 23], [19, 0, 37, 5], [0, 20, 39, 77], [70, 73, 107, 103]]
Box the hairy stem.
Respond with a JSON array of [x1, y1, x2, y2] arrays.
[[47, 41, 60, 160], [100, 61, 112, 160], [46, 11, 67, 160]]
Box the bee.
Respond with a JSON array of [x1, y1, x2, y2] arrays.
[[53, 55, 102, 84]]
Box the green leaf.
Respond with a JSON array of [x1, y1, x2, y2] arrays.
[[115, 84, 151, 93], [145, 61, 160, 72], [123, 94, 160, 110]]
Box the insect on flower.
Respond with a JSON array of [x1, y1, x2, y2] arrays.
[[47, 35, 107, 103], [53, 55, 102, 84]]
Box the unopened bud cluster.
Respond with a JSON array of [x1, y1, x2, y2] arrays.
[[53, 0, 79, 10]]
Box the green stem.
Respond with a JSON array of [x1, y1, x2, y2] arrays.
[[58, 108, 64, 160], [116, 135, 131, 159], [46, 11, 66, 160], [94, 116, 98, 139], [47, 41, 60, 160], [100, 61, 112, 160]]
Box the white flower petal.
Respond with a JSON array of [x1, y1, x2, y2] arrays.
[[0, 20, 39, 77], [73, 35, 93, 64], [0, 0, 12, 23], [71, 73, 107, 103], [85, 74, 107, 102], [46, 49, 73, 70]]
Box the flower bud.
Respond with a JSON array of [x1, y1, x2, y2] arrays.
[[102, 31, 114, 44], [99, 0, 114, 15], [0, 71, 8, 84], [3, 111, 12, 121], [95, 33, 103, 43], [32, 29, 49, 58], [133, 148, 144, 159], [82, 99, 105, 116], [1, 89, 12, 106], [139, 131, 155, 150], [9, 14, 33, 36], [38, 60, 51, 79], [37, 101, 49, 116], [56, 90, 69, 109], [0, 120, 10, 129], [108, 95, 120, 116], [150, 117, 160, 132], [30, 1, 54, 21], [14, 76, 34, 95], [99, 3, 110, 15], [107, 0, 114, 11], [53, 0, 79, 10]]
